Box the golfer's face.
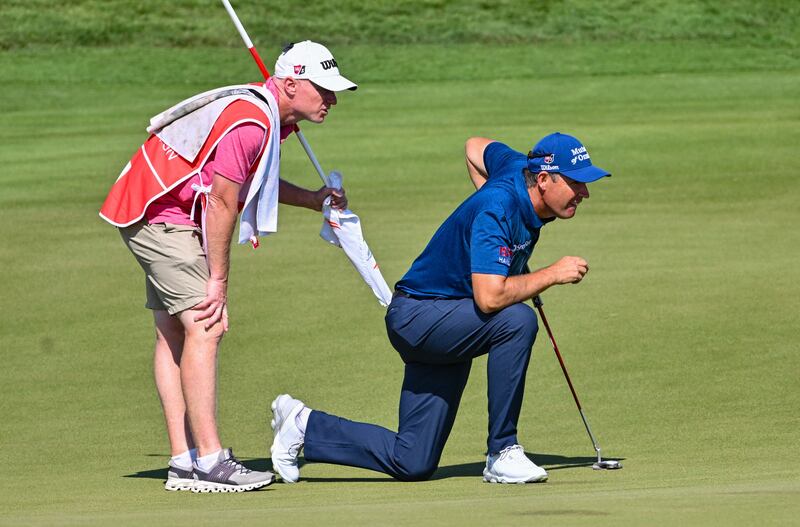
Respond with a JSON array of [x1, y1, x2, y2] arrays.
[[545, 174, 590, 219], [297, 80, 337, 123]]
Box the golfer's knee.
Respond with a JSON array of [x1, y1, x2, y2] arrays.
[[395, 459, 438, 482], [393, 456, 439, 481], [502, 303, 538, 342]]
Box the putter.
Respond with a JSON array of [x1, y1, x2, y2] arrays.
[[532, 295, 621, 470]]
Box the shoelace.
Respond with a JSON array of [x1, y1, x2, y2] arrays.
[[287, 439, 304, 458], [222, 453, 252, 474], [497, 444, 525, 461]]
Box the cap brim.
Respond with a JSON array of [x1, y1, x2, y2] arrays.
[[310, 74, 358, 92], [561, 164, 611, 183]]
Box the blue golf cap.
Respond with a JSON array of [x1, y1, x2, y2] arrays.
[[527, 132, 611, 183]]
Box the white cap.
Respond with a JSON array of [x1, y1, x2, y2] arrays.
[[274, 40, 357, 92]]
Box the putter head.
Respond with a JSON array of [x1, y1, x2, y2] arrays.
[[592, 460, 622, 470]]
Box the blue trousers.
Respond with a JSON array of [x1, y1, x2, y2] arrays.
[[304, 295, 538, 481]]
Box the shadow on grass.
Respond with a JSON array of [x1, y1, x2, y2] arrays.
[[532, 452, 626, 471], [124, 452, 624, 482]]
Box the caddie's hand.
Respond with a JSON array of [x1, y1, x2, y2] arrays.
[[548, 256, 589, 285], [313, 185, 348, 211], [192, 278, 230, 332]]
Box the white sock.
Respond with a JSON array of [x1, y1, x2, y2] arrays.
[[296, 407, 311, 434], [170, 450, 194, 470], [195, 449, 223, 472]]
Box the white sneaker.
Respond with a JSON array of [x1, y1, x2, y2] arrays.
[[483, 445, 548, 484], [270, 394, 306, 483]]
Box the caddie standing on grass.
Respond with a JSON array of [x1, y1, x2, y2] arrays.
[[270, 132, 610, 483], [99, 41, 357, 493]]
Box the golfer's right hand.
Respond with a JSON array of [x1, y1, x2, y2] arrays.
[[548, 256, 589, 285], [193, 278, 229, 332]]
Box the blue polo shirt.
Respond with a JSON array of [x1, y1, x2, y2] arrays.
[[396, 142, 552, 299]]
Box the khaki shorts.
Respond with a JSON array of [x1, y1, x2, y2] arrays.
[[120, 221, 208, 315]]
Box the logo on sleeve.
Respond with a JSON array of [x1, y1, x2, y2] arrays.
[[499, 240, 532, 266], [512, 240, 531, 252], [499, 246, 512, 266]]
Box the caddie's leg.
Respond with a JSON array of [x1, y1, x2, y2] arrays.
[[177, 309, 224, 457], [153, 310, 194, 456], [484, 303, 538, 454], [304, 360, 471, 481]]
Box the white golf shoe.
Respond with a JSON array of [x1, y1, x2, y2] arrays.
[[483, 444, 548, 484], [270, 394, 306, 483]]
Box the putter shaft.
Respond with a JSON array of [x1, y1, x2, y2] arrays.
[[533, 295, 620, 469]]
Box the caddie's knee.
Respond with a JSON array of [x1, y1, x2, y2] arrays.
[[183, 318, 225, 347]]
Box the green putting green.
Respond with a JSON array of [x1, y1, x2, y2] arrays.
[[1, 2, 799, 524]]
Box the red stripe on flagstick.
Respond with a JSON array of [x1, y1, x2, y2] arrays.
[[248, 47, 271, 80]]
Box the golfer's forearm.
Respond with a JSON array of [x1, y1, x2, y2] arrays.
[[278, 178, 317, 209], [511, 269, 557, 302], [473, 270, 555, 313]]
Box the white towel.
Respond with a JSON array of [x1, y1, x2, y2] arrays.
[[237, 89, 281, 244], [147, 84, 282, 245], [154, 95, 243, 163], [147, 87, 254, 136], [320, 171, 393, 307]]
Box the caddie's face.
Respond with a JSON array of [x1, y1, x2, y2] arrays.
[[538, 172, 590, 219], [295, 79, 337, 123]]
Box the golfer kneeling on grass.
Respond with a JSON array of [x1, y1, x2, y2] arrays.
[[99, 41, 356, 493], [271, 132, 610, 483]]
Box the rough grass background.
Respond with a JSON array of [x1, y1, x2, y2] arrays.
[[1, 0, 799, 49]]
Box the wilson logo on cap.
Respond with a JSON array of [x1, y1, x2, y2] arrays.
[[294, 65, 305, 75], [320, 59, 338, 71]]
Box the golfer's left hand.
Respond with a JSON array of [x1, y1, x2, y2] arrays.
[[313, 185, 348, 211]]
